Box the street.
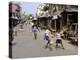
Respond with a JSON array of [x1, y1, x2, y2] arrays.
[[12, 22, 78, 59]]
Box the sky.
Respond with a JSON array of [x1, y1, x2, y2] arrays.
[[20, 2, 42, 16]]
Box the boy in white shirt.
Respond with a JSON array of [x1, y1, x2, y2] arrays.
[[44, 28, 53, 51], [55, 31, 64, 49]]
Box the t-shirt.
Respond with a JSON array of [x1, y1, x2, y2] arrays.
[[45, 29, 50, 36], [32, 25, 37, 32], [56, 33, 61, 39]]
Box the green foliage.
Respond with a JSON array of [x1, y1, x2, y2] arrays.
[[27, 14, 34, 20], [21, 12, 34, 21]]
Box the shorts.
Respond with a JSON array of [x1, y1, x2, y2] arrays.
[[32, 29, 37, 32], [56, 39, 62, 44], [44, 35, 49, 41]]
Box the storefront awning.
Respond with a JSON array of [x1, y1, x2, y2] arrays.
[[10, 15, 19, 20], [65, 8, 78, 12]]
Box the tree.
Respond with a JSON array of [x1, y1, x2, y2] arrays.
[[27, 14, 34, 20]]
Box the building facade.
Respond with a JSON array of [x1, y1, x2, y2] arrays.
[[36, 4, 52, 29], [9, 2, 21, 28]]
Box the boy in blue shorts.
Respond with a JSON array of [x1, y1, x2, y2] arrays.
[[44, 28, 53, 51]]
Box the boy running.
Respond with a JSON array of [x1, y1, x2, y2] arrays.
[[44, 28, 53, 51]]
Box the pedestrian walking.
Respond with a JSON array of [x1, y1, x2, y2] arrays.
[[25, 21, 28, 26], [32, 23, 40, 40], [19, 21, 24, 31], [55, 31, 64, 49]]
